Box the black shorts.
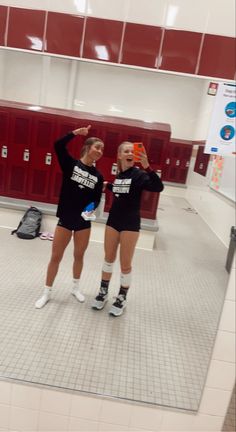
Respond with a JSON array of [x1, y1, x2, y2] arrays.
[[57, 216, 91, 231], [106, 214, 140, 232]]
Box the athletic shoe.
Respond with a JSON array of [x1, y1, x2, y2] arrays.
[[35, 289, 51, 309], [91, 287, 108, 310], [71, 287, 85, 303], [109, 294, 126, 317]]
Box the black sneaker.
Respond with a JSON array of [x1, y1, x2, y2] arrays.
[[91, 287, 108, 310], [109, 294, 127, 317]]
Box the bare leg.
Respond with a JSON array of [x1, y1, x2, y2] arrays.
[[119, 230, 139, 282], [109, 231, 139, 317], [35, 226, 72, 309], [73, 228, 91, 279], [46, 226, 72, 286], [102, 226, 120, 281], [71, 228, 91, 303], [92, 226, 120, 310]]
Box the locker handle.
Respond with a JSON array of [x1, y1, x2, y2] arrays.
[[45, 152, 52, 165], [165, 158, 170, 165], [23, 149, 30, 162], [176, 160, 180, 166], [1, 145, 7, 158]]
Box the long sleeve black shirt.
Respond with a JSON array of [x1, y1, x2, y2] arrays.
[[107, 166, 164, 223], [54, 132, 104, 223]]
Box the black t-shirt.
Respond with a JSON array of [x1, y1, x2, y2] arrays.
[[107, 166, 164, 222], [54, 132, 104, 223]]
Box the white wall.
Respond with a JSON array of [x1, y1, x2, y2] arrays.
[[186, 157, 235, 246], [0, 49, 209, 140]]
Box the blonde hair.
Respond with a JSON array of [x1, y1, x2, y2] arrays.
[[80, 137, 104, 157], [117, 141, 133, 172]]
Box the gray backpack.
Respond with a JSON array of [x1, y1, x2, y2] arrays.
[[11, 207, 42, 239]]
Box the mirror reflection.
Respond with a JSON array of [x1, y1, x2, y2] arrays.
[[0, 48, 232, 412]]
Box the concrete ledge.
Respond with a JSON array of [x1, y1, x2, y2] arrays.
[[0, 196, 158, 250], [0, 196, 159, 232]]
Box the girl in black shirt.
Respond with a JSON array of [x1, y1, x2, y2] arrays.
[[35, 125, 104, 309], [92, 141, 164, 316]]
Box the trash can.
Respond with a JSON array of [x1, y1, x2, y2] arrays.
[[225, 226, 236, 273]]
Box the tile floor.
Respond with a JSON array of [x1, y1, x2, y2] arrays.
[[0, 195, 228, 411]]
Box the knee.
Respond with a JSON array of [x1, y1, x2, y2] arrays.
[[121, 266, 132, 274], [74, 250, 85, 261], [50, 252, 63, 265]]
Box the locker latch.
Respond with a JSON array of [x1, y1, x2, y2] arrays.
[[23, 149, 30, 161], [111, 163, 118, 175], [45, 152, 52, 165], [1, 145, 7, 158]]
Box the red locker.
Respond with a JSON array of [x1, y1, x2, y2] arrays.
[[49, 117, 79, 204], [0, 108, 10, 195], [194, 144, 210, 176], [5, 110, 33, 199], [27, 114, 56, 202], [162, 140, 193, 184]]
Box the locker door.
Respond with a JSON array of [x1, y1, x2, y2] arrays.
[[178, 145, 193, 183], [6, 111, 33, 199], [49, 118, 79, 204], [147, 136, 165, 169], [101, 126, 124, 182], [168, 143, 182, 182], [0, 109, 10, 195], [162, 144, 172, 181], [162, 143, 180, 182], [140, 191, 160, 219], [27, 115, 56, 202], [194, 145, 210, 176]]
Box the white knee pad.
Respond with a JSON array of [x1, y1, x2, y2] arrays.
[[102, 261, 113, 273], [120, 272, 132, 287]]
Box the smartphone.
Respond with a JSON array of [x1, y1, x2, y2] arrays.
[[133, 142, 145, 162]]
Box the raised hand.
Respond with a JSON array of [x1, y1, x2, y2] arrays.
[[73, 125, 91, 136], [136, 148, 149, 169]]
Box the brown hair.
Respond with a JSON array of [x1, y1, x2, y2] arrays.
[[80, 137, 104, 157], [117, 141, 133, 172]]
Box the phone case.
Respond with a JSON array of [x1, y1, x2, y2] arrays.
[[133, 142, 145, 161]]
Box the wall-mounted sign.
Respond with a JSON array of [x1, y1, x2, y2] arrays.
[[207, 82, 218, 96], [205, 83, 236, 155]]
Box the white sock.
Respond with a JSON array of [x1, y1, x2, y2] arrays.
[[71, 279, 85, 302], [35, 287, 51, 309]]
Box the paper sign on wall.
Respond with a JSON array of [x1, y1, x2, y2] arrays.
[[205, 83, 236, 155]]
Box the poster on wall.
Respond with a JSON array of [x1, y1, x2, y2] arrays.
[[205, 82, 236, 155], [210, 156, 224, 191]]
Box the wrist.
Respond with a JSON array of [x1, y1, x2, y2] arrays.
[[144, 165, 151, 172], [72, 128, 81, 136]]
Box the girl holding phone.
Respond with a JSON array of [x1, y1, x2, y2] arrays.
[[92, 142, 164, 316]]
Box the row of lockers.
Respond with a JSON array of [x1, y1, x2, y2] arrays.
[[0, 102, 209, 219], [0, 102, 172, 219]]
